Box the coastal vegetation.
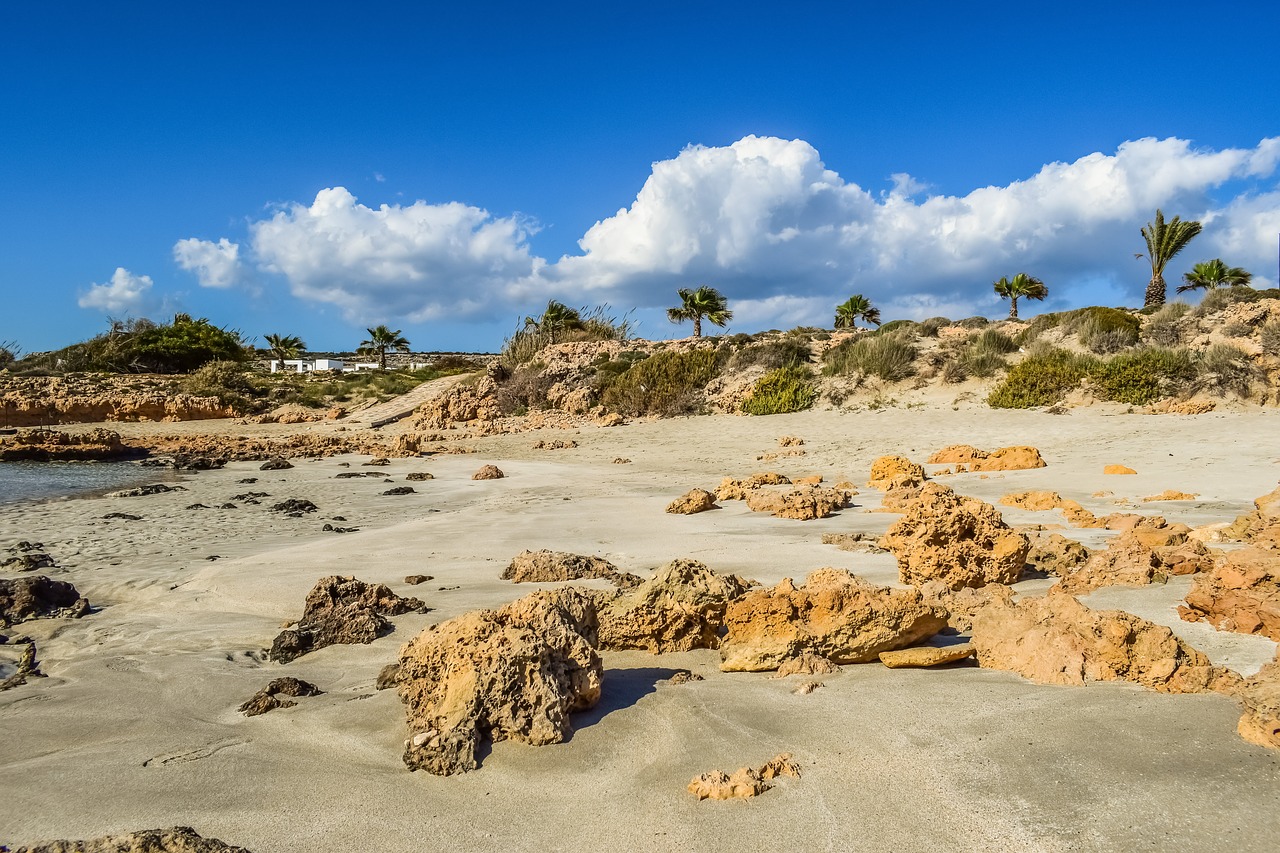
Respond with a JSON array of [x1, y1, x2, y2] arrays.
[[1179, 259, 1253, 293], [358, 325, 412, 370], [993, 273, 1047, 320], [599, 348, 724, 416], [740, 365, 816, 415], [667, 287, 733, 337], [263, 333, 306, 362], [834, 295, 880, 329], [8, 314, 248, 375], [1140, 209, 1202, 307]]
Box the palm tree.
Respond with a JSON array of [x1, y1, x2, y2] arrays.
[[358, 325, 411, 370], [524, 300, 584, 344], [667, 287, 732, 337], [1177, 259, 1252, 294], [1139, 209, 1203, 307], [834, 295, 881, 329], [993, 273, 1048, 320], [263, 333, 306, 363]]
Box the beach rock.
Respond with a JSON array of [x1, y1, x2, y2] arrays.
[[109, 483, 186, 498], [397, 588, 602, 775], [1025, 533, 1091, 577], [928, 444, 1047, 472], [971, 586, 1239, 694], [404, 575, 433, 585], [879, 643, 975, 668], [363, 457, 391, 466], [269, 498, 318, 515], [7, 826, 254, 852], [0, 427, 138, 462], [1145, 397, 1216, 415], [778, 435, 805, 447], [925, 444, 988, 465], [878, 476, 923, 511], [919, 581, 1015, 632], [687, 754, 800, 800], [598, 559, 750, 653], [1237, 657, 1280, 750], [414, 380, 499, 429], [1143, 490, 1199, 502], [0, 577, 89, 628], [259, 458, 293, 471], [715, 473, 790, 501], [867, 455, 925, 490], [820, 532, 887, 554], [744, 485, 848, 520], [772, 652, 841, 677], [1178, 547, 1280, 640], [382, 486, 415, 495], [612, 457, 631, 464], [472, 464, 504, 481], [502, 549, 639, 588], [375, 663, 401, 690], [238, 677, 324, 716], [1222, 484, 1280, 546], [1104, 464, 1137, 475], [668, 670, 704, 684], [1057, 529, 1212, 594], [1, 545, 56, 572], [880, 483, 1029, 590], [405, 472, 434, 481], [269, 576, 427, 663], [321, 524, 358, 533], [666, 488, 718, 515], [532, 439, 578, 450], [101, 513, 142, 520], [792, 680, 823, 695], [1, 641, 44, 690], [719, 569, 947, 672], [1000, 490, 1064, 511]]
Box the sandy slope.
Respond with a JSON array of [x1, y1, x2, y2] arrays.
[[2, 406, 1280, 852]]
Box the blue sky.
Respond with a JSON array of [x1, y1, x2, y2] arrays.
[[3, 1, 1279, 354]]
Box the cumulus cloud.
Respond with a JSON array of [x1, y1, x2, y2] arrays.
[[250, 187, 540, 323], [78, 267, 155, 314], [173, 237, 245, 289]]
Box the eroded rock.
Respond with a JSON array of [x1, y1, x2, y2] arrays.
[[238, 677, 324, 716], [8, 827, 253, 853], [0, 577, 89, 628], [1057, 528, 1212, 594], [502, 549, 640, 588], [744, 485, 849, 520], [472, 464, 505, 480], [269, 576, 427, 663], [666, 488, 718, 515], [1238, 657, 1280, 750], [1025, 533, 1091, 577], [879, 644, 975, 668], [928, 444, 1046, 472], [1178, 547, 1280, 641], [687, 754, 800, 800], [715, 473, 790, 501], [867, 455, 925, 490], [598, 559, 750, 653]]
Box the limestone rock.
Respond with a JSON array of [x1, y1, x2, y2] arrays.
[[238, 677, 324, 716], [1145, 397, 1216, 415], [928, 444, 1047, 472], [867, 455, 925, 490], [687, 754, 800, 800], [413, 380, 499, 429], [397, 588, 602, 775], [1057, 529, 1212, 594], [1143, 490, 1199, 502], [598, 559, 750, 653], [666, 488, 718, 515], [971, 587, 1239, 694], [715, 473, 790, 501], [1222, 484, 1280, 545], [259, 458, 293, 470], [878, 476, 923, 511], [502, 549, 639, 588], [1178, 547, 1280, 641], [1104, 464, 1137, 475], [405, 472, 434, 481], [269, 576, 427, 663], [919, 581, 1015, 632], [719, 569, 947, 672], [772, 653, 841, 677], [744, 485, 849, 520], [820, 532, 886, 554], [1025, 533, 1091, 577], [1237, 658, 1280, 750], [8, 826, 253, 852], [778, 435, 805, 447], [880, 483, 1029, 590], [472, 464, 505, 480], [0, 577, 89, 628], [879, 643, 975, 668], [0, 427, 137, 462], [1000, 490, 1064, 511]]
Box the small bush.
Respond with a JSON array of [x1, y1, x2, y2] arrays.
[[591, 350, 648, 384], [182, 361, 264, 411], [823, 332, 918, 382], [1061, 307, 1141, 352], [1143, 302, 1190, 346], [600, 349, 723, 416], [1089, 348, 1196, 405], [956, 329, 1018, 378], [941, 360, 969, 384], [918, 317, 951, 337], [1194, 286, 1262, 316], [741, 366, 816, 415], [1196, 343, 1263, 397], [873, 319, 918, 337], [494, 365, 556, 414], [1221, 321, 1253, 338], [1259, 320, 1280, 356], [958, 316, 991, 329], [1017, 312, 1062, 346], [988, 347, 1098, 408], [0, 340, 17, 370], [727, 338, 811, 371]]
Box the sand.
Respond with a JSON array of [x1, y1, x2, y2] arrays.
[[3, 405, 1280, 852]]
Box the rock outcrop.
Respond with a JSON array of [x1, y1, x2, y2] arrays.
[[880, 483, 1029, 590], [718, 569, 947, 672], [927, 444, 1047, 472], [1222, 484, 1280, 546], [0, 577, 89, 627], [269, 576, 427, 663], [0, 428, 138, 461], [1104, 464, 1137, 475], [687, 754, 800, 800], [8, 827, 252, 852], [971, 587, 1239, 694], [1178, 547, 1280, 641], [0, 373, 237, 426], [867, 455, 925, 490], [238, 677, 324, 716], [744, 485, 849, 520], [1057, 527, 1213, 594], [598, 559, 750, 653], [1000, 490, 1064, 511], [472, 464, 505, 481], [666, 488, 717, 515], [396, 588, 602, 775], [502, 549, 640, 588], [879, 643, 975, 668], [715, 473, 790, 501], [919, 581, 1015, 632], [1025, 533, 1091, 577], [1237, 657, 1280, 750]]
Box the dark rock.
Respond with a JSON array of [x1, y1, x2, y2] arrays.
[[268, 576, 429, 663], [185, 503, 211, 510], [102, 512, 142, 521], [218, 503, 238, 510], [259, 458, 294, 471], [331, 516, 346, 521], [376, 663, 401, 690], [236, 477, 259, 484], [231, 492, 269, 501], [382, 486, 415, 496], [2, 551, 56, 572], [109, 483, 187, 498], [406, 472, 434, 481], [0, 577, 89, 627], [269, 499, 318, 515], [1, 641, 45, 691], [334, 472, 383, 478], [8, 826, 253, 852], [404, 575, 434, 585], [321, 524, 358, 533], [238, 677, 323, 716], [363, 457, 391, 466]]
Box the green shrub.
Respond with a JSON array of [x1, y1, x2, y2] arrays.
[[0, 340, 17, 370], [823, 332, 918, 381], [591, 350, 648, 383], [1143, 302, 1190, 346], [17, 315, 248, 374], [181, 361, 264, 411], [942, 360, 968, 384], [958, 316, 991, 329], [1017, 312, 1062, 346], [727, 338, 811, 371], [919, 317, 951, 337], [1089, 348, 1196, 405], [1197, 343, 1263, 397], [1194, 286, 1263, 316], [1259, 320, 1280, 356], [1061, 307, 1141, 353], [1221, 321, 1253, 338], [500, 304, 632, 367], [872, 319, 918, 337], [600, 349, 723, 416], [988, 347, 1098, 408], [956, 329, 1018, 377], [741, 366, 816, 415]]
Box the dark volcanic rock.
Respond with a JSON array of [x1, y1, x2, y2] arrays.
[[238, 677, 324, 716], [101, 512, 142, 521], [259, 458, 294, 470], [109, 483, 186, 498], [269, 576, 428, 663], [0, 577, 89, 627], [269, 498, 317, 515], [382, 486, 415, 496]]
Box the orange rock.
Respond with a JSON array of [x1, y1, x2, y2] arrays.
[[793, 475, 823, 486], [1142, 490, 1199, 502], [744, 485, 849, 520], [472, 464, 505, 480], [1238, 658, 1280, 750], [715, 473, 790, 501], [1178, 547, 1280, 641], [778, 435, 805, 447], [927, 444, 1046, 471], [666, 488, 717, 514], [687, 754, 800, 800], [878, 643, 975, 668], [1104, 464, 1137, 475], [1057, 529, 1213, 594], [1000, 490, 1064, 511], [867, 455, 925, 490]]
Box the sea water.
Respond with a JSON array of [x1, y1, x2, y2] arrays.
[[0, 460, 169, 506]]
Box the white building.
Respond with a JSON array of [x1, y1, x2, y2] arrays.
[[269, 358, 348, 374]]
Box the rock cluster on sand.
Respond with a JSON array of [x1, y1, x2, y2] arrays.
[[269, 576, 427, 663], [880, 483, 1029, 590], [396, 588, 602, 775], [1, 641, 45, 690], [259, 458, 293, 470], [1056, 526, 1213, 594], [687, 754, 800, 800], [1237, 657, 1280, 749], [598, 559, 750, 653], [472, 464, 505, 480], [2, 541, 56, 572], [0, 427, 138, 461], [971, 587, 1238, 694], [8, 826, 253, 853], [878, 643, 975, 668], [1000, 490, 1064, 511], [744, 484, 849, 520], [918, 581, 1015, 632], [1178, 546, 1280, 640], [1222, 483, 1280, 546], [238, 677, 324, 717], [1143, 490, 1199, 502], [502, 549, 641, 588], [715, 473, 791, 501], [1024, 533, 1091, 577], [926, 444, 1047, 472], [0, 577, 89, 627], [666, 488, 718, 515], [718, 569, 947, 672], [820, 532, 886, 554], [867, 455, 925, 489]]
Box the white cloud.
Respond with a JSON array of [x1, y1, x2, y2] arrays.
[[78, 267, 155, 314], [250, 187, 540, 323], [173, 237, 245, 289]]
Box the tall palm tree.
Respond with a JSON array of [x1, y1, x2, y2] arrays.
[[993, 273, 1048, 320], [667, 287, 733, 337], [834, 295, 881, 329], [358, 325, 411, 370], [524, 300, 584, 344], [263, 333, 306, 363], [1139, 209, 1202, 307], [1177, 259, 1253, 293]]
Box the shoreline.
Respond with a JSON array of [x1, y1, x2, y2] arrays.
[[3, 407, 1280, 852]]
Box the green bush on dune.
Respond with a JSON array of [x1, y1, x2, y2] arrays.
[[987, 347, 1097, 408], [741, 366, 816, 415], [1089, 348, 1197, 405], [823, 331, 918, 381], [599, 348, 724, 416]]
